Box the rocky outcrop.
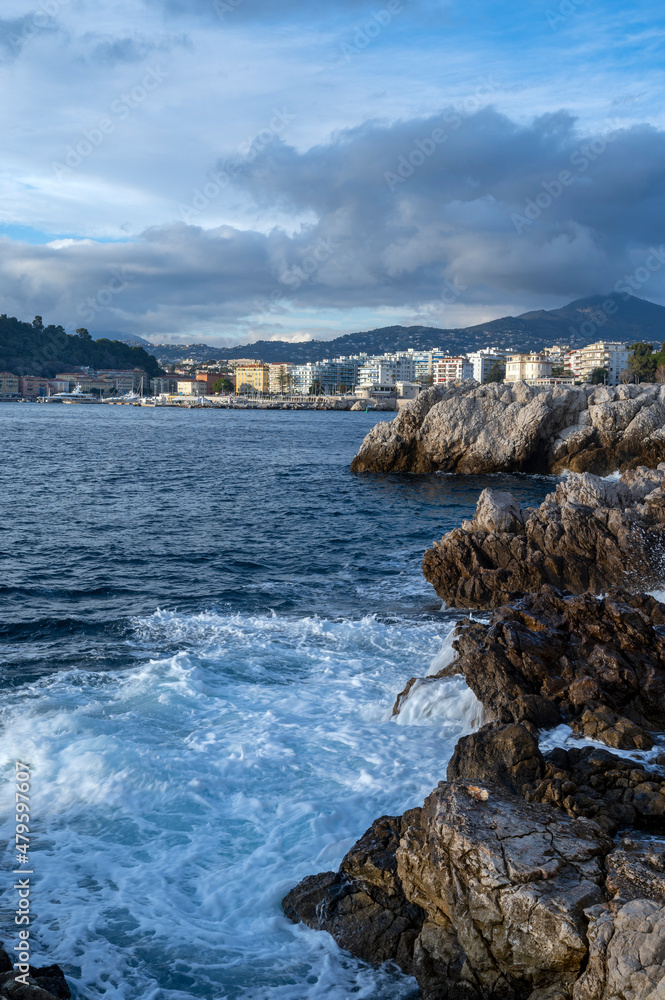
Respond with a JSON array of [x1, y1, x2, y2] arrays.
[[285, 721, 665, 999], [421, 468, 665, 609], [399, 588, 665, 750], [0, 947, 70, 999], [350, 382, 665, 476], [285, 780, 611, 999]]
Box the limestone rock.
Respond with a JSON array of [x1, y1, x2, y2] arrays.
[[350, 382, 665, 476], [422, 468, 665, 609], [284, 781, 610, 999], [573, 899, 665, 1000], [446, 722, 545, 794]]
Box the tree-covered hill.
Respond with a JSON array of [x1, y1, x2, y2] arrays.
[[0, 314, 161, 377]]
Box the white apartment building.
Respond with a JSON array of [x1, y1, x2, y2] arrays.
[[357, 357, 417, 388], [268, 362, 295, 394], [431, 357, 474, 383], [566, 341, 628, 385], [467, 349, 505, 383], [504, 353, 552, 382]]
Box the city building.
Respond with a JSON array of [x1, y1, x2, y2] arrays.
[[0, 373, 19, 396], [195, 372, 220, 393], [467, 349, 505, 383], [97, 369, 148, 394], [268, 363, 296, 394], [504, 353, 552, 383], [176, 377, 205, 395], [566, 341, 628, 385], [235, 364, 270, 394], [19, 376, 51, 398], [54, 373, 115, 395], [395, 381, 421, 399], [151, 376, 179, 395], [431, 357, 474, 383]]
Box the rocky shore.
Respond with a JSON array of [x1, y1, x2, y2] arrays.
[[350, 381, 665, 475], [422, 467, 665, 609], [285, 401, 665, 999]]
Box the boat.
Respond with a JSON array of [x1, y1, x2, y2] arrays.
[[53, 383, 102, 404]]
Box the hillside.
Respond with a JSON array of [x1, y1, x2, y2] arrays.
[[149, 294, 665, 365], [0, 314, 161, 377]]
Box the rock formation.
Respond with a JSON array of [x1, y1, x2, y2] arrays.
[[284, 722, 665, 1000], [396, 587, 665, 751], [350, 381, 665, 476], [421, 467, 665, 609], [0, 946, 70, 999]]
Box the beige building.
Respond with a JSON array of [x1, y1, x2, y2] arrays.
[[235, 364, 270, 394], [504, 353, 552, 382], [269, 363, 295, 394], [566, 341, 628, 385]]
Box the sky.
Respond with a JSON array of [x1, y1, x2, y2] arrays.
[[2, 0, 665, 346]]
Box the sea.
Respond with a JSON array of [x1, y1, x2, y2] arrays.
[[0, 405, 556, 1000]]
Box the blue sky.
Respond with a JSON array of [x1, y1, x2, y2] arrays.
[[1, 0, 665, 344]]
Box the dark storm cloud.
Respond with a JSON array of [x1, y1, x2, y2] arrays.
[[2, 107, 665, 338]]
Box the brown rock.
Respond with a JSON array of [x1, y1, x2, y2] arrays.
[[422, 469, 665, 609]]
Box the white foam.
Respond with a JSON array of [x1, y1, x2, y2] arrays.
[[392, 674, 483, 731], [0, 609, 471, 1000], [539, 723, 663, 764]]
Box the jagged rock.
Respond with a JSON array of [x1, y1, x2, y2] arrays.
[[282, 812, 425, 974], [446, 722, 545, 794], [424, 588, 665, 750], [524, 745, 665, 836], [0, 947, 70, 999], [422, 468, 665, 609], [605, 839, 665, 902], [350, 382, 665, 476], [284, 781, 610, 999], [573, 899, 665, 1000]]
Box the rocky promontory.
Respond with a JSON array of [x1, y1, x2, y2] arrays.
[[422, 467, 665, 608], [285, 589, 665, 998], [350, 381, 665, 476], [0, 946, 70, 999]]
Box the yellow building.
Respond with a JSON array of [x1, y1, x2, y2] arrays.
[[235, 364, 270, 394], [0, 372, 19, 395], [504, 353, 552, 383]]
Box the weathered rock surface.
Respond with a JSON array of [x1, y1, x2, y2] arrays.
[[0, 947, 70, 999], [285, 780, 611, 999], [422, 467, 665, 609], [413, 588, 665, 750], [574, 899, 665, 1000], [350, 382, 665, 476]]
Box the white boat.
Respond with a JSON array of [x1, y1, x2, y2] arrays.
[[53, 383, 102, 404]]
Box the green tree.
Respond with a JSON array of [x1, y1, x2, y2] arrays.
[[590, 367, 608, 384], [339, 382, 348, 394], [32, 316, 43, 330], [551, 364, 566, 377], [627, 342, 657, 381], [308, 379, 322, 395], [483, 362, 504, 384], [212, 378, 233, 394], [76, 327, 92, 340]]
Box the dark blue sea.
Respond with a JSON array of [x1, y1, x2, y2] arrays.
[[0, 406, 556, 1000]]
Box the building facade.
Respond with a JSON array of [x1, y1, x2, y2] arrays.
[[467, 350, 505, 383], [0, 373, 19, 396], [431, 357, 474, 383], [504, 353, 552, 382], [235, 364, 271, 394], [566, 341, 628, 385], [268, 363, 296, 394]]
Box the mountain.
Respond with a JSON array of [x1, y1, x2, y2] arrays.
[[150, 294, 665, 365], [0, 314, 161, 377]]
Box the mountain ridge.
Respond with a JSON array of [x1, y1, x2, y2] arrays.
[[145, 294, 665, 365]]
